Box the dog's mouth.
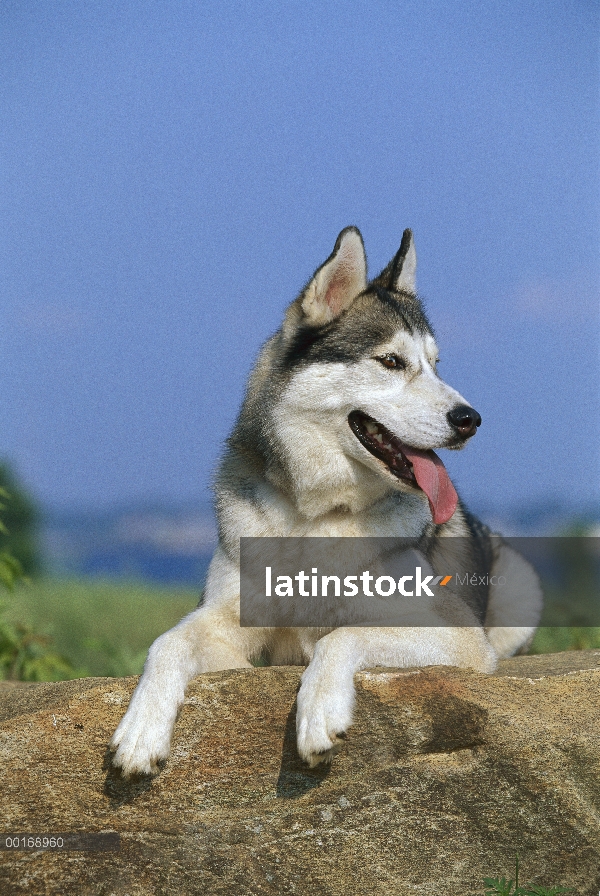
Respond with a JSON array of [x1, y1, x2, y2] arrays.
[[348, 411, 418, 485], [347, 410, 459, 525]]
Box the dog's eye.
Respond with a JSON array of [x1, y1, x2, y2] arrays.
[[376, 354, 406, 370]]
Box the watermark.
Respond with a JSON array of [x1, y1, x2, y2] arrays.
[[455, 574, 506, 587], [240, 536, 600, 627], [0, 833, 120, 851], [264, 564, 456, 598]]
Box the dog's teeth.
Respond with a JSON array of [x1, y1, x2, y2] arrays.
[[365, 422, 378, 435], [374, 434, 384, 443]]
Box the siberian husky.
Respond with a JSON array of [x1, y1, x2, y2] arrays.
[[110, 227, 541, 775]]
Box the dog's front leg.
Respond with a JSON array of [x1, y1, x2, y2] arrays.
[[109, 603, 253, 777], [296, 626, 496, 766], [296, 628, 361, 767]]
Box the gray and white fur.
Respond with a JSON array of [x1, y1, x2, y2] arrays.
[[110, 227, 542, 774]]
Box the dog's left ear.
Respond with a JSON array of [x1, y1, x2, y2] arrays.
[[300, 227, 367, 325], [372, 229, 417, 294]]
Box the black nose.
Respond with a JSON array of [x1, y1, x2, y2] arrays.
[[447, 404, 481, 438]]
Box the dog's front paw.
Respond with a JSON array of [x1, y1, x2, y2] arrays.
[[296, 670, 354, 768], [109, 684, 179, 777]]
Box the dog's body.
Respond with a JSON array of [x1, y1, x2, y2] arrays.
[[110, 228, 542, 775]]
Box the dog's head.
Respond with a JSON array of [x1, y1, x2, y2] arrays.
[[263, 228, 480, 522]]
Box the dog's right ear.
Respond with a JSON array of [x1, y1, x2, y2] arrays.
[[300, 227, 367, 326]]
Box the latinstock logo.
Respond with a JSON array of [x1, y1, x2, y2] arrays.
[[241, 535, 600, 630], [238, 536, 503, 627], [265, 565, 454, 599]]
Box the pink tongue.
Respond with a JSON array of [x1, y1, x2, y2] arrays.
[[399, 445, 458, 525]]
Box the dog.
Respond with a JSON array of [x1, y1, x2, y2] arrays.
[[110, 227, 542, 775]]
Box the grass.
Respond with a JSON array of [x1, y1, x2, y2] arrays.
[[1, 577, 199, 679], [484, 854, 572, 895], [529, 626, 600, 654], [1, 576, 599, 681]]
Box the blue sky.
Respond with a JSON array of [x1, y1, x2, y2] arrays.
[[1, 0, 598, 515]]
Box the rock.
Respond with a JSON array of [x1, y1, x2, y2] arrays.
[[1, 650, 600, 895]]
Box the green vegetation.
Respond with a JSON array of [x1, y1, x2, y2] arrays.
[[1, 577, 199, 678], [529, 537, 600, 653], [484, 855, 571, 895], [0, 610, 75, 681], [529, 626, 600, 654], [0, 464, 42, 577], [0, 459, 202, 680], [0, 481, 77, 680], [0, 485, 25, 591]]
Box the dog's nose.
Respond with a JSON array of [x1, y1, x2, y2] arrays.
[[447, 404, 481, 438]]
